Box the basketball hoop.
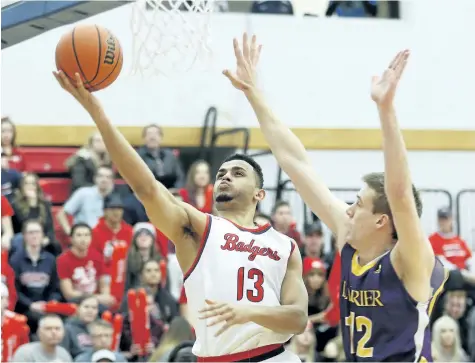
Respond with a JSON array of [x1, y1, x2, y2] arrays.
[[130, 0, 214, 77]]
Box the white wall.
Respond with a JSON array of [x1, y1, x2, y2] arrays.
[[2, 1, 475, 130]]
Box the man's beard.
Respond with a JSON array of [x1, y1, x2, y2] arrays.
[[215, 193, 233, 203]]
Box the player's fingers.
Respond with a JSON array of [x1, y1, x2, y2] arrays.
[[233, 38, 245, 64], [253, 44, 263, 66], [242, 33, 250, 60], [52, 71, 65, 88], [199, 302, 226, 313], [215, 322, 233, 337], [249, 34, 257, 63], [74, 72, 86, 90], [396, 51, 410, 79], [207, 312, 234, 327], [222, 70, 248, 90], [388, 51, 402, 70], [58, 71, 75, 93]]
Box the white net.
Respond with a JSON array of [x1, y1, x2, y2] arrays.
[[130, 0, 215, 77]]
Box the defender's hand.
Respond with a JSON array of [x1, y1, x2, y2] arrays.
[[223, 33, 262, 92], [371, 50, 410, 108], [199, 299, 250, 336], [53, 71, 102, 116]]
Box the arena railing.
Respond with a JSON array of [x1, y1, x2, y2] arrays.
[[455, 189, 475, 249], [199, 106, 250, 164], [267, 180, 453, 234]]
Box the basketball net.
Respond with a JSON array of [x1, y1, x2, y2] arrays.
[[130, 0, 214, 77]]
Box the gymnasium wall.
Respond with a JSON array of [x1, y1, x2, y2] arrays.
[[2, 1, 474, 244], [3, 1, 475, 130]]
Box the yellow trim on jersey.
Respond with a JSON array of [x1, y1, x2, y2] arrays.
[[351, 253, 379, 276], [428, 267, 450, 316]]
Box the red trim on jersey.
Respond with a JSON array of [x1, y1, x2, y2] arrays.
[[290, 240, 296, 256], [197, 343, 282, 362], [224, 218, 272, 234], [183, 215, 212, 282]]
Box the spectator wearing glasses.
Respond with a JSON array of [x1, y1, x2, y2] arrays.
[[75, 319, 127, 362]]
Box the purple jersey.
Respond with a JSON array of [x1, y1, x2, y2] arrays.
[[340, 243, 448, 362]]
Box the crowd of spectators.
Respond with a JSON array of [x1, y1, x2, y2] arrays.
[[1, 111, 474, 363]]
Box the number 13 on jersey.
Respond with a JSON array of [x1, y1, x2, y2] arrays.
[[345, 312, 374, 358]]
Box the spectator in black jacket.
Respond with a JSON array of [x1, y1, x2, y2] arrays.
[[65, 132, 112, 193], [11, 219, 61, 333], [137, 124, 185, 189]]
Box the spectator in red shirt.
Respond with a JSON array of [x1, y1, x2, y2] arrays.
[[1, 195, 14, 250], [56, 223, 115, 309], [178, 160, 214, 214], [1, 117, 24, 171], [91, 193, 133, 263], [429, 207, 473, 271], [271, 200, 302, 247]]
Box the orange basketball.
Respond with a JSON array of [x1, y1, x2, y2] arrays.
[[55, 24, 123, 92]]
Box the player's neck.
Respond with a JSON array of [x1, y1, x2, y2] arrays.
[[356, 241, 392, 265], [217, 210, 257, 229]]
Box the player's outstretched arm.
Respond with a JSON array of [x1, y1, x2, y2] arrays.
[[53, 72, 206, 244], [223, 33, 348, 242], [371, 51, 435, 299]]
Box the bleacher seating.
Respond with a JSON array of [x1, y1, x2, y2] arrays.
[[39, 178, 72, 205], [18, 147, 77, 174]]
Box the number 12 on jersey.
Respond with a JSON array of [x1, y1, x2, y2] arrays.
[[237, 267, 264, 303], [344, 312, 374, 358]]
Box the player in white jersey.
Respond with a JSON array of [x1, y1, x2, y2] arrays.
[[52, 41, 308, 362]]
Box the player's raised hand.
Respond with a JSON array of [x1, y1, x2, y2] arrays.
[[198, 299, 250, 336], [223, 33, 262, 92], [53, 71, 101, 115], [371, 50, 410, 108]]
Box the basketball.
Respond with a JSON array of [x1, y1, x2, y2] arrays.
[[55, 24, 123, 92]]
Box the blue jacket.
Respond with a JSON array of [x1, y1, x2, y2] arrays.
[[1, 168, 22, 201], [10, 249, 62, 312]]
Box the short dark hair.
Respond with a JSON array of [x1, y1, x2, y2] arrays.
[[272, 200, 290, 215], [70, 223, 92, 237], [362, 172, 422, 239], [222, 153, 264, 188], [77, 294, 98, 306], [142, 124, 163, 137]]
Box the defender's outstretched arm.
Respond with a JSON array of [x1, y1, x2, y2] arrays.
[[223, 34, 349, 242], [371, 51, 435, 299], [53, 72, 205, 244]]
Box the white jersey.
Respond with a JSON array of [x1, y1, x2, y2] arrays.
[[183, 214, 296, 358]]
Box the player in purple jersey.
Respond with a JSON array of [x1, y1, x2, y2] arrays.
[[226, 34, 448, 361]]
